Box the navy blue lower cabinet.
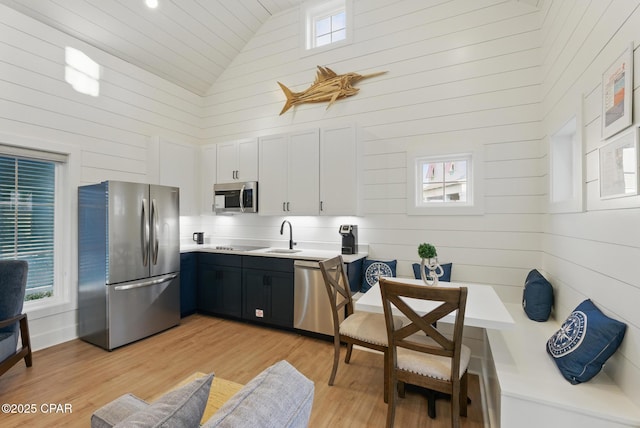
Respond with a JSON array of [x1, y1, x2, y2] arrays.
[[197, 253, 242, 318], [242, 256, 294, 328], [180, 252, 197, 317]]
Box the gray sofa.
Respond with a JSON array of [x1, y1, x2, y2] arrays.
[[91, 360, 314, 428]]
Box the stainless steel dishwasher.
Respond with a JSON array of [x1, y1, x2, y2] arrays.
[[293, 260, 343, 336]]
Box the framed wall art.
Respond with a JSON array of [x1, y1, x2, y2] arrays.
[[601, 43, 634, 139], [599, 126, 639, 199]]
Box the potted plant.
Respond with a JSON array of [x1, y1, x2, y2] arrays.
[[418, 243, 444, 285]]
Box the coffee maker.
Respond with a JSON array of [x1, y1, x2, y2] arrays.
[[339, 224, 358, 255]]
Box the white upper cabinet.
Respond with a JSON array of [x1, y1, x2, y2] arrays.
[[258, 133, 288, 215], [320, 124, 358, 215], [200, 144, 217, 215], [259, 129, 320, 215], [288, 129, 320, 215], [216, 138, 258, 183], [157, 137, 199, 216]]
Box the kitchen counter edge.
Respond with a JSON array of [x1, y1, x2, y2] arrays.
[[180, 245, 367, 263]]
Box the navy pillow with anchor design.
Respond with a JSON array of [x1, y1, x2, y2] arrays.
[[361, 259, 396, 292], [547, 299, 627, 384]]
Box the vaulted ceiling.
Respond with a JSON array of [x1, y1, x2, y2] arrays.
[[0, 0, 542, 96], [0, 0, 305, 95]]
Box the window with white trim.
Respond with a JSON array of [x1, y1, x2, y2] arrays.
[[0, 147, 67, 301], [417, 155, 471, 206], [407, 146, 484, 215], [303, 0, 352, 51], [313, 7, 345, 48]]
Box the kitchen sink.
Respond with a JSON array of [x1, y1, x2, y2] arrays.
[[266, 249, 302, 254]]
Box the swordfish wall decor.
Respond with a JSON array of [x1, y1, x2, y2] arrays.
[[277, 66, 386, 115]]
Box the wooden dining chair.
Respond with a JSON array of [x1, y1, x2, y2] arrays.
[[319, 256, 403, 403], [379, 277, 469, 428]]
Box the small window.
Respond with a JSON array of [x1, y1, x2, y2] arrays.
[[302, 0, 352, 52], [418, 158, 469, 205], [407, 146, 484, 216], [549, 107, 584, 212], [416, 155, 471, 206], [313, 9, 345, 48]]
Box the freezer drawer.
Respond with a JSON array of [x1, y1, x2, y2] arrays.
[[107, 273, 180, 350]]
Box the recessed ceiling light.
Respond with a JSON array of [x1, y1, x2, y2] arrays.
[[145, 0, 158, 9]]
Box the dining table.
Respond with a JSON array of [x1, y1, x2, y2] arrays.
[[354, 277, 515, 330]]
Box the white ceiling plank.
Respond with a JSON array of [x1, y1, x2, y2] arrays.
[[108, 0, 232, 69], [62, 0, 220, 81], [48, 0, 214, 94], [167, 0, 246, 55]]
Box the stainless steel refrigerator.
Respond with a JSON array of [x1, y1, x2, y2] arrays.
[[78, 181, 180, 350]]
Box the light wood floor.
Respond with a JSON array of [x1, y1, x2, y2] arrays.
[[0, 314, 484, 428]]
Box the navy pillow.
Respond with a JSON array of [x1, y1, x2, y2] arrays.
[[522, 269, 554, 321], [412, 262, 452, 282], [547, 299, 627, 385], [361, 259, 396, 292]]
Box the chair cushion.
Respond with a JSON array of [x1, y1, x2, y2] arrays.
[[114, 373, 213, 427], [340, 312, 403, 346], [396, 335, 471, 380], [0, 332, 18, 362], [547, 299, 626, 384], [522, 269, 554, 322], [0, 260, 28, 337], [411, 262, 452, 282], [361, 259, 397, 292]]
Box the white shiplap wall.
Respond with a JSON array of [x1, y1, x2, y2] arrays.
[[539, 0, 640, 404], [200, 0, 543, 304], [0, 3, 202, 349]]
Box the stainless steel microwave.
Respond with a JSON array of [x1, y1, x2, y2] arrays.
[[213, 181, 258, 214]]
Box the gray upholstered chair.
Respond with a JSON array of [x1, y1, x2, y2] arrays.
[[0, 260, 33, 376]]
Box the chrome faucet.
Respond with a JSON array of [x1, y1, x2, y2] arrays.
[[280, 219, 296, 250]]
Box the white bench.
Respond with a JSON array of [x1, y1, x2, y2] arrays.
[[483, 303, 640, 428]]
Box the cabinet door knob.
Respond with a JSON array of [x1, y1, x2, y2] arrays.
[[282, 202, 286, 211], [286, 202, 290, 211]]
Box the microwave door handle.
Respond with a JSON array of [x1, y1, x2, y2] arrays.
[[239, 184, 246, 213]]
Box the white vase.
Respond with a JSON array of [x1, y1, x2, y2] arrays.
[[420, 257, 444, 286]]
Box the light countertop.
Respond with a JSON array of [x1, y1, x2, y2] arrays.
[[180, 243, 367, 263]]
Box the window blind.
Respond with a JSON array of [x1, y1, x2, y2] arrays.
[[0, 155, 56, 298]]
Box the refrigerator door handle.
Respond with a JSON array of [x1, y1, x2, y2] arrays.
[[151, 198, 159, 265], [113, 273, 178, 291], [141, 198, 149, 267]]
